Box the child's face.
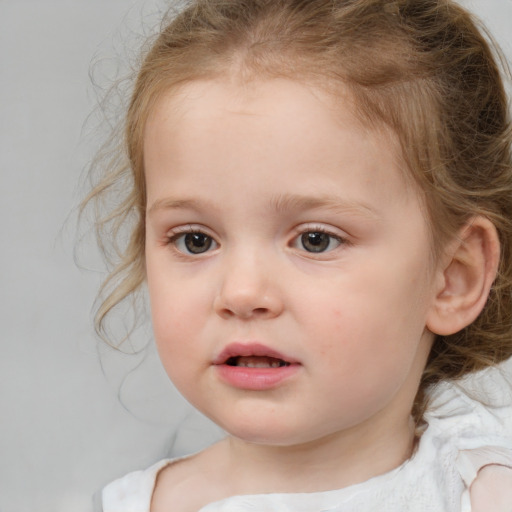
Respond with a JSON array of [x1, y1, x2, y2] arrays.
[[144, 79, 437, 447]]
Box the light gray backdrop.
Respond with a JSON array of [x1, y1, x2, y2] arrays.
[[1, 1, 511, 511]]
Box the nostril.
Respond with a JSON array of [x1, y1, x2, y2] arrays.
[[213, 288, 283, 319]]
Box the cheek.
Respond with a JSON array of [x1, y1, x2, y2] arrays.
[[146, 265, 216, 384], [300, 270, 430, 377], [147, 272, 194, 365], [150, 298, 204, 400], [147, 255, 201, 338], [150, 294, 194, 351]]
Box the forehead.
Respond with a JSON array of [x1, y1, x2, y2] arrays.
[[143, 78, 420, 214]]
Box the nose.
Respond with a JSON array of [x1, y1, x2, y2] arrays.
[[213, 250, 284, 320]]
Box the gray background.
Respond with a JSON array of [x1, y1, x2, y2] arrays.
[[1, 1, 511, 511]]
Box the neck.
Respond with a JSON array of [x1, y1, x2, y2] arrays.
[[217, 412, 416, 495]]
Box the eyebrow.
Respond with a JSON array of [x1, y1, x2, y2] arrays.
[[147, 193, 379, 220], [148, 197, 212, 216], [268, 193, 379, 219]]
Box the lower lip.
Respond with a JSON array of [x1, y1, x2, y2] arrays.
[[214, 364, 300, 391]]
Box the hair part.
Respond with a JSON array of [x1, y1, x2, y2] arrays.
[[84, 0, 512, 424]]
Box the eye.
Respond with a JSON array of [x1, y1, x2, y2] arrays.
[[170, 231, 217, 255], [296, 230, 343, 253]]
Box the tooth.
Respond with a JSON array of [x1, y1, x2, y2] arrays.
[[239, 361, 274, 368], [234, 356, 287, 368]]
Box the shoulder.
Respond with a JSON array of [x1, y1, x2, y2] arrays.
[[151, 440, 231, 512], [100, 453, 220, 512], [99, 441, 231, 512], [101, 459, 172, 512], [423, 372, 512, 508], [470, 464, 512, 512]]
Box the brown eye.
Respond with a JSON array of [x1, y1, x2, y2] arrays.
[[171, 232, 216, 254], [300, 232, 341, 253], [183, 233, 213, 254]]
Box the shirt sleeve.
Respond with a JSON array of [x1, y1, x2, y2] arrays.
[[101, 459, 172, 512], [456, 446, 512, 512]]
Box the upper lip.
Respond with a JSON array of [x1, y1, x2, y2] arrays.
[[213, 342, 299, 365]]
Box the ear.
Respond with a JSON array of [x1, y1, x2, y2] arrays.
[[426, 217, 500, 336]]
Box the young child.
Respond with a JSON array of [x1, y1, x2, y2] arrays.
[[88, 0, 512, 510]]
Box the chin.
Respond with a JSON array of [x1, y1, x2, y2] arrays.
[[210, 415, 297, 446], [220, 418, 329, 448]]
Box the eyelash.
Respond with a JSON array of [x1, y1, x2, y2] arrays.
[[291, 226, 347, 254], [166, 227, 219, 256], [165, 225, 348, 256]]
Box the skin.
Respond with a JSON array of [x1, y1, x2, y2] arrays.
[[143, 78, 449, 510], [470, 464, 512, 511]]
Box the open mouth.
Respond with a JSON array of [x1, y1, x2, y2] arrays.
[[213, 342, 298, 368], [225, 356, 291, 368], [214, 343, 300, 389]]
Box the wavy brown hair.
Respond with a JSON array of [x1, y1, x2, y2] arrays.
[[84, 0, 512, 423]]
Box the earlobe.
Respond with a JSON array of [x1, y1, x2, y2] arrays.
[[426, 217, 500, 336]]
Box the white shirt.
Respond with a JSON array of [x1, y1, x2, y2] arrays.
[[101, 367, 512, 512]]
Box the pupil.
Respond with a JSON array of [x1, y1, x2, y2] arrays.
[[185, 233, 212, 254], [302, 232, 329, 252]]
